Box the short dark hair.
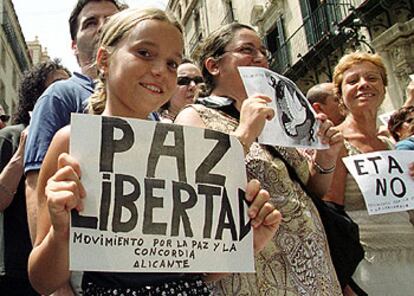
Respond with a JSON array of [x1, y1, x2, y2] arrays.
[[14, 59, 70, 125], [306, 83, 335, 105], [69, 0, 125, 41], [388, 105, 414, 141]]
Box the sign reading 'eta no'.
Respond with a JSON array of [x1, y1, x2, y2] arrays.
[[69, 114, 254, 273], [343, 150, 414, 215]]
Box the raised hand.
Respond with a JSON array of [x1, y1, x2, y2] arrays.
[[233, 95, 275, 152], [315, 113, 344, 159], [16, 127, 28, 160]]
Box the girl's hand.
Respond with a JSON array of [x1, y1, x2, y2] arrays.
[[245, 179, 281, 254], [46, 153, 86, 235]]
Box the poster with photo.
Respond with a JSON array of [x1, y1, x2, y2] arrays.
[[239, 66, 326, 149]]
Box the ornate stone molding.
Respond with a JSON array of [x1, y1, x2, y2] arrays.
[[373, 20, 414, 71], [251, 0, 285, 34], [372, 18, 414, 107]]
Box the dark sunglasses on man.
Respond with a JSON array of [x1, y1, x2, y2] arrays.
[[177, 76, 204, 86], [0, 115, 10, 122]]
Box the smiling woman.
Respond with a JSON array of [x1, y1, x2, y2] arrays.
[[324, 51, 414, 295]]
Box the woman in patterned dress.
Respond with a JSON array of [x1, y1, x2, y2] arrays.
[[175, 22, 343, 296]]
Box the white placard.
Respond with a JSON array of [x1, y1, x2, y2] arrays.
[[238, 66, 326, 149], [342, 150, 414, 215], [69, 114, 254, 273], [378, 110, 395, 126]]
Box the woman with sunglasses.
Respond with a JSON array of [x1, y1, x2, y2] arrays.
[[159, 59, 204, 122], [175, 22, 343, 295]]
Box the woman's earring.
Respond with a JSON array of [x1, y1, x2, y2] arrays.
[[99, 69, 106, 80]]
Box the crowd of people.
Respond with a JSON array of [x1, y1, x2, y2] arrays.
[[0, 0, 413, 295]]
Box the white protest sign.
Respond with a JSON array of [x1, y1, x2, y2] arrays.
[[378, 110, 395, 126], [238, 66, 325, 149], [69, 114, 254, 273], [343, 150, 414, 215]]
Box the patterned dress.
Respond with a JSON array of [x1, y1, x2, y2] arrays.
[[344, 139, 414, 295], [190, 103, 341, 296]]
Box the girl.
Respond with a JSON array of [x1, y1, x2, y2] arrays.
[[28, 8, 281, 296]]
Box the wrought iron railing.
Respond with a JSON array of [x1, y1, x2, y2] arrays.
[[1, 9, 29, 72], [188, 31, 203, 55], [221, 9, 234, 25], [271, 0, 357, 75]]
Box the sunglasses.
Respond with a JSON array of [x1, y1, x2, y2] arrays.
[[177, 76, 204, 86], [0, 115, 10, 122]]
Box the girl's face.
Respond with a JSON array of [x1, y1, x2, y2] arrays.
[[103, 19, 183, 119], [341, 61, 385, 113]]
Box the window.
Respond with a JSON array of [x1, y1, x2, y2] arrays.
[[176, 4, 182, 20], [0, 80, 5, 105], [266, 16, 289, 72], [194, 9, 200, 32], [299, 0, 336, 46], [1, 43, 6, 69], [222, 0, 235, 24], [12, 68, 17, 89]]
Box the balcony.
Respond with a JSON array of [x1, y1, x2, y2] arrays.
[[188, 31, 203, 55], [221, 9, 235, 25], [1, 9, 30, 72], [270, 0, 356, 79]]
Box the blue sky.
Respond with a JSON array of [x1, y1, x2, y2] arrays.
[[13, 0, 168, 72]]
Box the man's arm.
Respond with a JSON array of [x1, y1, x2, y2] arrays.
[[0, 129, 27, 211], [24, 88, 74, 243], [25, 170, 39, 244], [403, 80, 414, 108]]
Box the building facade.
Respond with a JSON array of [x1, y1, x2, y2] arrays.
[[167, 0, 414, 114], [0, 0, 31, 116], [27, 36, 50, 65]]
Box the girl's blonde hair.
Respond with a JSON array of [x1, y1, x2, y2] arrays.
[[88, 8, 183, 114]]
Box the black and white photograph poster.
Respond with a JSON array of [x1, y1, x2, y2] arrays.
[[68, 114, 254, 273], [239, 66, 326, 149], [343, 150, 414, 215]]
